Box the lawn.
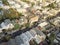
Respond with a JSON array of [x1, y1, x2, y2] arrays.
[[14, 23, 20, 30]]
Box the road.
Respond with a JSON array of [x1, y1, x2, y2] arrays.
[[0, 21, 39, 43], [11, 22, 39, 38]]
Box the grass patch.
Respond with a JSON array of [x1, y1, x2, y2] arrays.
[[14, 23, 20, 30]]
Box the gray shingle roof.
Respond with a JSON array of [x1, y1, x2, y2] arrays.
[[25, 31, 33, 41], [29, 30, 37, 37], [8, 39, 16, 45], [15, 36, 24, 45], [20, 33, 29, 42]]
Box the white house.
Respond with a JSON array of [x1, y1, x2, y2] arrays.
[[55, 0, 60, 3], [34, 35, 42, 44], [8, 0, 15, 5], [19, 16, 27, 25], [2, 6, 10, 9], [1, 22, 14, 30], [8, 0, 16, 8], [7, 23, 14, 29], [53, 17, 60, 27], [16, 8, 27, 13], [33, 5, 41, 10], [14, 3, 21, 9], [38, 22, 48, 28], [0, 1, 3, 7], [23, 4, 30, 9], [1, 22, 9, 30], [11, 5, 15, 8]]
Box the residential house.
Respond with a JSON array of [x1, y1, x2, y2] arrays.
[[0, 10, 3, 15], [8, 0, 15, 5], [29, 39, 36, 45], [0, 1, 3, 7], [2, 5, 10, 9], [50, 17, 60, 27], [15, 35, 30, 45], [48, 9, 58, 16], [14, 0, 21, 3], [29, 28, 46, 45], [57, 1, 60, 8], [38, 21, 48, 30], [19, 16, 27, 25], [15, 36, 24, 45], [8, 0, 28, 13], [23, 42, 30, 45], [22, 3, 30, 9], [16, 8, 27, 13], [33, 5, 41, 10], [25, 31, 33, 41], [34, 28, 46, 38], [14, 3, 21, 9], [7, 23, 14, 29], [29, 15, 39, 24], [0, 8, 3, 15], [4, 19, 11, 24], [55, 32, 60, 44], [20, 33, 29, 43], [41, 0, 56, 6], [19, 0, 30, 8], [34, 35, 43, 44], [55, 0, 60, 3], [54, 39, 59, 44], [8, 39, 16, 45], [1, 20, 14, 30], [0, 1, 3, 15], [38, 21, 53, 31], [7, 28, 46, 45], [29, 29, 37, 37], [35, 10, 41, 15], [4, 19, 14, 29], [1, 22, 9, 30], [7, 0, 15, 8]]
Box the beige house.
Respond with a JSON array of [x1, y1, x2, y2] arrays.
[[29, 15, 39, 24]]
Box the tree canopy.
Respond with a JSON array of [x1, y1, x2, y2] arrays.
[[2, 0, 9, 5], [4, 8, 19, 19]]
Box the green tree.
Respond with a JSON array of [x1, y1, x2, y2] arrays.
[[14, 23, 20, 30], [4, 8, 19, 19], [21, 0, 30, 3], [2, 0, 9, 5], [19, 13, 24, 17], [0, 8, 3, 11], [25, 23, 30, 28], [31, 2, 35, 7], [2, 34, 11, 41], [0, 15, 3, 21], [46, 1, 57, 9], [49, 32, 56, 45]]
